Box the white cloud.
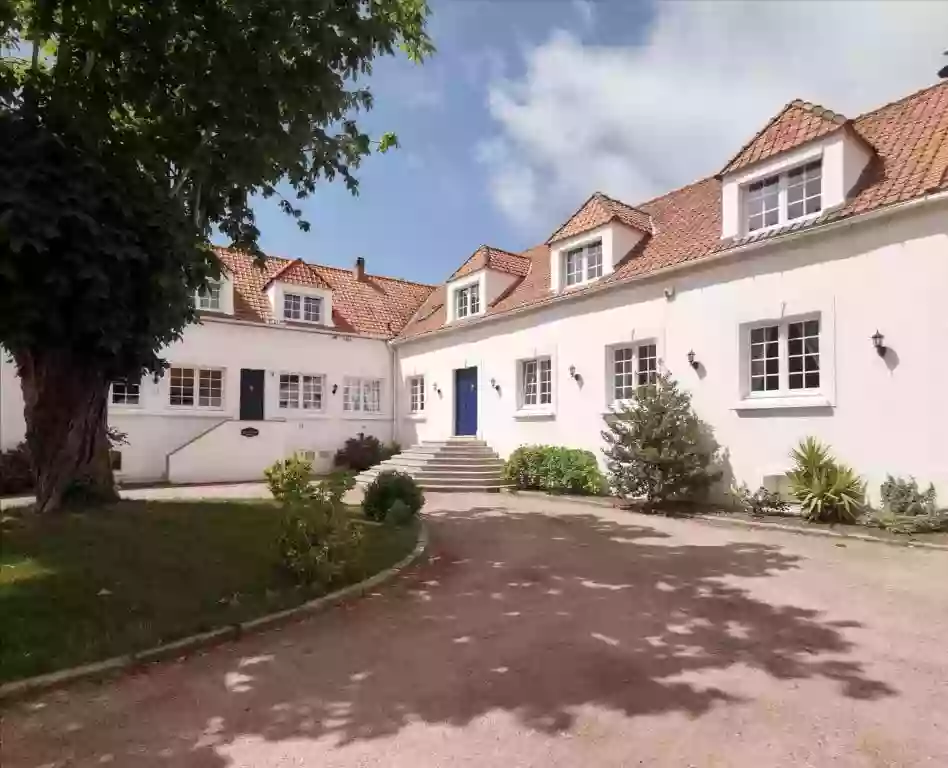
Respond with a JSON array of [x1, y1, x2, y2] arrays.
[[479, 0, 948, 233]]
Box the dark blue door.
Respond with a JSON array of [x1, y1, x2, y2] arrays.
[[454, 367, 478, 436]]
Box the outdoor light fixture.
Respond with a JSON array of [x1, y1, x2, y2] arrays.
[[569, 365, 578, 380], [490, 377, 500, 391], [872, 330, 887, 357], [432, 382, 442, 396], [331, 383, 338, 395], [687, 350, 699, 369]]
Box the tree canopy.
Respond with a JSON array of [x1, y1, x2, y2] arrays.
[[0, 0, 432, 511]]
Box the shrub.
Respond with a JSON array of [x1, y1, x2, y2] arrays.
[[0, 443, 33, 496], [382, 441, 402, 461], [880, 475, 937, 516], [601, 373, 722, 507], [278, 500, 363, 586], [264, 454, 315, 504], [730, 482, 789, 517], [363, 470, 424, 522], [867, 509, 948, 535], [503, 445, 605, 495], [334, 432, 385, 472], [386, 498, 416, 527], [787, 437, 865, 523]]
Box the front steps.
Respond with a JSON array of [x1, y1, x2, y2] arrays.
[[355, 437, 508, 492]]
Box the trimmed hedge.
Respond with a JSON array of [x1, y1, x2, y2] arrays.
[[363, 470, 425, 522], [503, 445, 605, 496]]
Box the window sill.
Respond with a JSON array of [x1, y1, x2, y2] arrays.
[[277, 411, 331, 420], [404, 413, 427, 422], [733, 394, 832, 411], [341, 412, 388, 420], [112, 409, 228, 418], [513, 408, 556, 421]]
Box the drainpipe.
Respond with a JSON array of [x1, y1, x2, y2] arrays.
[[389, 339, 398, 445]]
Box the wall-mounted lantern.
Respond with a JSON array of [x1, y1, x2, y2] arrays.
[[432, 382, 442, 396], [871, 330, 887, 357], [687, 350, 699, 370], [568, 365, 579, 380], [490, 377, 500, 391], [331, 383, 338, 395]]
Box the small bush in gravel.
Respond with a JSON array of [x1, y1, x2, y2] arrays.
[[787, 437, 865, 524], [363, 470, 424, 522], [880, 475, 937, 516], [730, 482, 790, 517]]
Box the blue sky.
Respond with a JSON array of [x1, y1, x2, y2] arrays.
[[239, 0, 948, 285]]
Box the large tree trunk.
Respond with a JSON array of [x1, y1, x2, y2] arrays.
[[16, 350, 118, 513]]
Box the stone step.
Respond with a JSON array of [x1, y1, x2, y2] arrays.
[[417, 479, 511, 490], [415, 468, 505, 479]]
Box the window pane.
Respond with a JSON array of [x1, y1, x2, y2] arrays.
[[787, 201, 804, 220], [764, 208, 779, 227], [565, 249, 583, 286], [746, 176, 779, 232], [469, 284, 480, 314], [788, 319, 820, 390], [284, 293, 301, 320], [198, 282, 221, 310], [410, 376, 425, 413], [279, 374, 299, 409], [787, 161, 822, 221], [749, 325, 779, 392], [539, 358, 552, 404], [613, 347, 635, 401], [637, 343, 657, 386], [522, 360, 537, 405], [586, 241, 603, 280], [343, 377, 360, 411], [199, 369, 223, 407], [302, 375, 323, 410], [303, 296, 321, 323], [112, 379, 140, 405], [169, 367, 194, 406]]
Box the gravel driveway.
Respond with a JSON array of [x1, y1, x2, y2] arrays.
[[4, 492, 947, 767]]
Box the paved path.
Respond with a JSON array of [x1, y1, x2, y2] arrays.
[[4, 493, 947, 767]]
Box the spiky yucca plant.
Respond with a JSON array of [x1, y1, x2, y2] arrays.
[[787, 437, 865, 523]]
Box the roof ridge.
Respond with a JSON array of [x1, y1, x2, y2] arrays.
[[485, 244, 530, 260], [790, 98, 848, 124], [216, 246, 437, 289], [311, 261, 438, 289], [853, 79, 948, 123]]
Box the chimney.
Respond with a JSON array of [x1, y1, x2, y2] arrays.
[[353, 256, 366, 281]]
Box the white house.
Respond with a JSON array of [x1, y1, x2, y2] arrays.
[[2, 81, 947, 500], [1, 253, 434, 483]]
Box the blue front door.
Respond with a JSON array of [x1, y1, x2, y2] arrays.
[[454, 367, 478, 436]]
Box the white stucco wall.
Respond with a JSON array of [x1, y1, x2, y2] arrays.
[[395, 203, 948, 503], [0, 321, 393, 483]]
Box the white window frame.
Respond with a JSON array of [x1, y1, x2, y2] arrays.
[[609, 342, 658, 406], [737, 313, 828, 410], [517, 356, 553, 412], [343, 376, 382, 413], [743, 159, 823, 235], [279, 372, 326, 412], [454, 282, 481, 320], [196, 279, 223, 311], [111, 378, 141, 407], [168, 366, 225, 410], [563, 240, 603, 287], [408, 375, 425, 414]]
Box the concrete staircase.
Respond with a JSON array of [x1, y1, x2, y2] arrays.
[[355, 437, 508, 492]]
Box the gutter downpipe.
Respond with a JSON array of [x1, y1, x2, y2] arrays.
[[391, 190, 948, 347]]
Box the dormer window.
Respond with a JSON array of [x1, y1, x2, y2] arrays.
[[196, 280, 222, 311], [745, 160, 823, 233], [455, 283, 480, 319], [283, 293, 322, 323], [564, 240, 603, 287]]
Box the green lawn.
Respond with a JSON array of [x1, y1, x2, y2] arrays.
[[0, 500, 418, 683]]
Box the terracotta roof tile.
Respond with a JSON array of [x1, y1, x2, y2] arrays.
[[398, 81, 948, 342], [720, 99, 850, 176], [548, 192, 653, 243], [450, 245, 532, 280], [214, 248, 434, 337]]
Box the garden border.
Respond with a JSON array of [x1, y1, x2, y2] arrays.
[[0, 520, 429, 705], [503, 489, 948, 551]]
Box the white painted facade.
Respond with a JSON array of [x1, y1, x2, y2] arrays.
[[1, 318, 394, 483], [393, 202, 948, 503]]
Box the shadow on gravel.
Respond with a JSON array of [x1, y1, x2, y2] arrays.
[[15, 503, 897, 765]]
